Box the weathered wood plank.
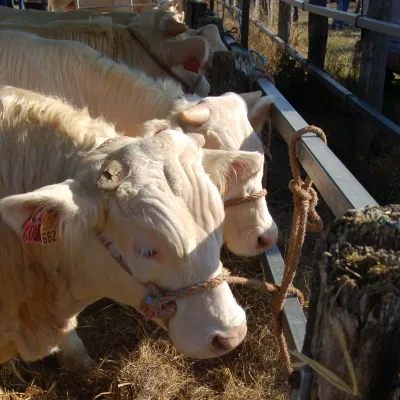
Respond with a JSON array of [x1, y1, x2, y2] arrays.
[[278, 0, 293, 43], [356, 0, 393, 155], [303, 204, 400, 399], [209, 51, 254, 95], [307, 0, 328, 69]]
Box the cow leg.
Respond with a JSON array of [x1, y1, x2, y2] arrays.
[[56, 330, 95, 371]]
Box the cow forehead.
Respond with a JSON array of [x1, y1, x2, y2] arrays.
[[121, 131, 199, 161], [202, 93, 248, 117]]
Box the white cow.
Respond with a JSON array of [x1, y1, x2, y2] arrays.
[[0, 7, 225, 69], [0, 9, 210, 96], [48, 0, 132, 12], [0, 30, 278, 257], [0, 85, 261, 369], [0, 6, 138, 24]]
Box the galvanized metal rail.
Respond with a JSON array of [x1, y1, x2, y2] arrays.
[[282, 0, 400, 39], [218, 0, 400, 142]]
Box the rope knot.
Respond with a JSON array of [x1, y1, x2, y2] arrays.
[[140, 283, 178, 320], [139, 273, 226, 321], [288, 179, 312, 203]]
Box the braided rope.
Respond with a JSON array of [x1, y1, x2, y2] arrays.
[[97, 230, 226, 321], [271, 125, 327, 377], [224, 188, 267, 208], [141, 273, 225, 319], [250, 66, 275, 88]]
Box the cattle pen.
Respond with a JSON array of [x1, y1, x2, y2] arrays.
[[0, 1, 399, 399]]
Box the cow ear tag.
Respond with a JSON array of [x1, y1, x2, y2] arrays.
[[40, 210, 59, 246], [22, 210, 43, 244], [22, 210, 59, 245]]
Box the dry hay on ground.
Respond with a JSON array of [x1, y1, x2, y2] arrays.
[[0, 254, 288, 400]]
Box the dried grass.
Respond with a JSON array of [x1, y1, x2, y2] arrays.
[[0, 249, 293, 400]]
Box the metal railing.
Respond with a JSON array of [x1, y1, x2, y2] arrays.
[[283, 0, 400, 39], [218, 0, 400, 142]]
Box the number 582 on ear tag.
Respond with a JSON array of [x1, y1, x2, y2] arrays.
[[40, 211, 58, 246]]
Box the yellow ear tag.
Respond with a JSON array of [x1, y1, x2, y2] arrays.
[[40, 211, 58, 246]]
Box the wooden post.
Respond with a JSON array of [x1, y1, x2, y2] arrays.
[[356, 0, 392, 156], [209, 51, 255, 95], [307, 0, 328, 69], [278, 0, 293, 43], [240, 0, 250, 49], [303, 204, 400, 400], [184, 0, 208, 28], [260, 0, 273, 27]]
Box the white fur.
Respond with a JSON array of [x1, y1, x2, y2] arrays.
[[0, 86, 246, 365], [0, 10, 209, 96], [0, 6, 138, 24]]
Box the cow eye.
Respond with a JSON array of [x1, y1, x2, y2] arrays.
[[135, 246, 157, 258]]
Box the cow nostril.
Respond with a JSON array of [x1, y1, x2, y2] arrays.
[[211, 335, 229, 353], [257, 236, 270, 248]]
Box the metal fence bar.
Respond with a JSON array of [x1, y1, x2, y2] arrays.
[[280, 0, 400, 39], [262, 246, 306, 353], [256, 78, 379, 216], [229, 12, 400, 141], [223, 33, 379, 216]]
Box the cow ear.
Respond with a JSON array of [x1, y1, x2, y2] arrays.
[[0, 179, 100, 240], [187, 133, 206, 148], [168, 36, 209, 70], [153, 9, 188, 36], [202, 149, 264, 195], [239, 91, 263, 111], [247, 96, 274, 132]]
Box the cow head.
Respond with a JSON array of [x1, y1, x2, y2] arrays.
[[0, 131, 256, 359], [176, 91, 278, 256], [129, 9, 210, 96]]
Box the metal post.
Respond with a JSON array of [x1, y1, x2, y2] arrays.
[[240, 0, 250, 49]]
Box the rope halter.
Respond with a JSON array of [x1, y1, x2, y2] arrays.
[[97, 231, 226, 321], [141, 273, 225, 320], [224, 188, 267, 208]]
